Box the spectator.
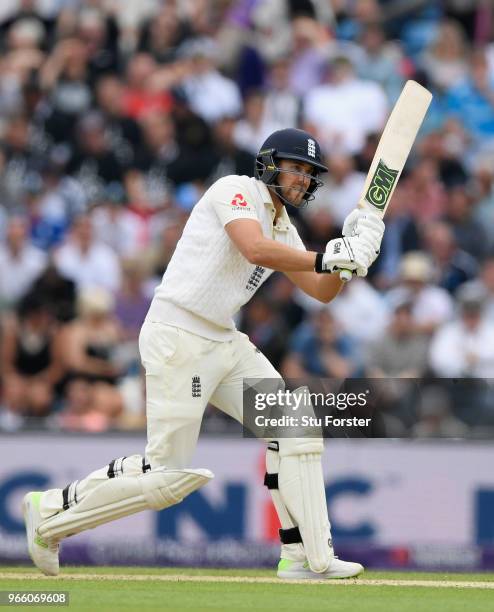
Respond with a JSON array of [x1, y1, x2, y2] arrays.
[[233, 89, 279, 155], [442, 183, 488, 259], [0, 216, 47, 309], [114, 257, 152, 342], [366, 298, 429, 377], [40, 38, 92, 146], [386, 251, 454, 334], [312, 154, 365, 227], [239, 293, 288, 370], [67, 110, 126, 201], [429, 282, 494, 377], [90, 182, 142, 258], [445, 47, 494, 156], [57, 287, 125, 431], [303, 55, 388, 155], [137, 4, 186, 64], [30, 259, 76, 323], [1, 293, 63, 420], [178, 37, 242, 123], [208, 114, 254, 183], [282, 307, 360, 378], [53, 214, 121, 293], [263, 56, 300, 130], [411, 386, 469, 438], [329, 278, 390, 349], [467, 256, 494, 322], [94, 74, 142, 168], [423, 221, 478, 293], [356, 22, 405, 103], [121, 52, 173, 120], [419, 19, 469, 92]]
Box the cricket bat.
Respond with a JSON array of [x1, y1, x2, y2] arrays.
[[339, 80, 432, 281]]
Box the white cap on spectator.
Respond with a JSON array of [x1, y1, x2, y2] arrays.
[[400, 251, 434, 283], [77, 287, 115, 317]]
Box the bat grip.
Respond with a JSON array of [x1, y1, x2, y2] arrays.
[[339, 269, 353, 282]]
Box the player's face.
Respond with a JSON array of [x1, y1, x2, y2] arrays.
[[277, 159, 314, 206]]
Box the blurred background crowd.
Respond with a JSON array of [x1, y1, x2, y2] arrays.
[[2, 0, 494, 436]]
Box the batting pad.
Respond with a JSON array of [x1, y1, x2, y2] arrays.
[[38, 467, 213, 541], [278, 444, 332, 573]]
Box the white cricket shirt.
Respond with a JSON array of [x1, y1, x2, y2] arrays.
[[146, 175, 306, 340]]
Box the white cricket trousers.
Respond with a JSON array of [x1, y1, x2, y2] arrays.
[[39, 321, 281, 518], [140, 321, 281, 467]]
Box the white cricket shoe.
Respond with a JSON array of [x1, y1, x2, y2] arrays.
[[23, 492, 60, 576], [277, 557, 364, 580]]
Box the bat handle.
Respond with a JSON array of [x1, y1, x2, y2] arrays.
[[339, 269, 353, 282]]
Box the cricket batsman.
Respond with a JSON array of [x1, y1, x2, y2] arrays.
[[23, 128, 384, 579]]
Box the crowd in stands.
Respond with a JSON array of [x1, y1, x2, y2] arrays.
[[2, 0, 494, 436]]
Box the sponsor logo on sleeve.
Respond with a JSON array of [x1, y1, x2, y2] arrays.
[[231, 193, 248, 207]]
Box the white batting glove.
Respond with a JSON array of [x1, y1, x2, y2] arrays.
[[315, 236, 374, 277], [342, 209, 385, 253]]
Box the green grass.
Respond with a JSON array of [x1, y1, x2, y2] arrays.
[[1, 566, 493, 612]]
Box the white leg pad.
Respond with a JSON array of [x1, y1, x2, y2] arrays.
[[38, 468, 213, 542], [278, 441, 332, 573], [266, 386, 332, 573]]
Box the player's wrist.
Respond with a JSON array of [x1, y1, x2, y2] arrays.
[[314, 253, 324, 273]]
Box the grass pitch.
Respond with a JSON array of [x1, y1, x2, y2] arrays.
[[1, 566, 493, 612]]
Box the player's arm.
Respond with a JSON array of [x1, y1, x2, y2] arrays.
[[225, 218, 318, 272], [226, 219, 347, 303]]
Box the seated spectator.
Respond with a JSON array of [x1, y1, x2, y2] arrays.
[[30, 259, 76, 323], [356, 22, 405, 103], [386, 251, 454, 335], [57, 287, 125, 431], [239, 293, 288, 371], [233, 88, 279, 155], [90, 181, 142, 258], [366, 298, 429, 378], [1, 293, 63, 419], [423, 222, 478, 293], [54, 214, 121, 293], [411, 386, 469, 438], [311, 154, 365, 227], [371, 183, 421, 287], [40, 38, 93, 145], [329, 278, 390, 349], [178, 37, 242, 124], [207, 114, 254, 183], [429, 283, 494, 377], [282, 307, 360, 378], [95, 74, 143, 168], [303, 55, 388, 155], [0, 216, 47, 309], [445, 47, 494, 155], [114, 257, 151, 342], [476, 256, 494, 321], [67, 110, 126, 201], [263, 56, 300, 130], [401, 157, 447, 223], [121, 53, 174, 120], [137, 4, 186, 64], [419, 19, 469, 92], [442, 183, 488, 260]]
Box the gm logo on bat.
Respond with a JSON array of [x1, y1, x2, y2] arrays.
[[365, 160, 399, 210]]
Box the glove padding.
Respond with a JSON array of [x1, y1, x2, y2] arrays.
[[342, 209, 385, 254], [320, 236, 376, 277]]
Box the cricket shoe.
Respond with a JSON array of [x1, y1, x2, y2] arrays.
[[277, 557, 364, 580], [23, 492, 60, 576]]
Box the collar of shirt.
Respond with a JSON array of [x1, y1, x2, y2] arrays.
[[254, 179, 291, 232]]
